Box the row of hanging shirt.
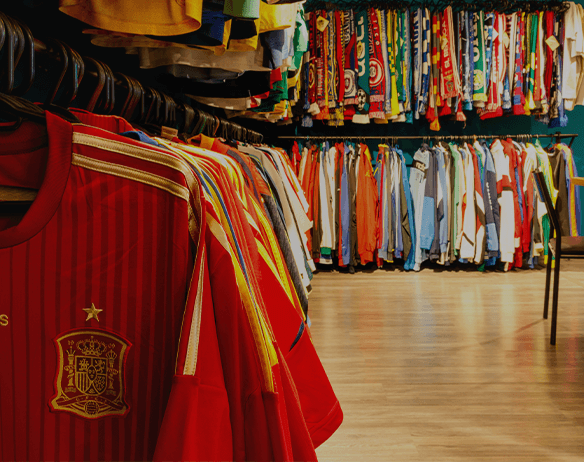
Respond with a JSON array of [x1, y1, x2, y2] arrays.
[[293, 138, 580, 272], [300, 3, 579, 129]]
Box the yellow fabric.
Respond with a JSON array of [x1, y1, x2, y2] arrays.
[[259, 2, 296, 33], [60, 0, 203, 36], [228, 23, 260, 51]]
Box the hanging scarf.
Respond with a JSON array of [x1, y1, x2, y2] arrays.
[[421, 8, 431, 117], [396, 11, 405, 113], [525, 13, 538, 113], [538, 11, 549, 115], [307, 12, 319, 114], [379, 10, 392, 117], [413, 8, 423, 118], [440, 6, 461, 99], [460, 11, 473, 110], [544, 11, 554, 103], [386, 11, 399, 120], [336, 11, 345, 107], [302, 51, 314, 127], [428, 11, 441, 130], [481, 13, 505, 119], [327, 11, 337, 110], [473, 11, 488, 105], [549, 12, 568, 127], [327, 11, 344, 126], [352, 9, 370, 123], [343, 10, 357, 106], [403, 9, 413, 122], [512, 12, 526, 115], [368, 7, 386, 119], [532, 11, 543, 112], [452, 11, 466, 121], [315, 10, 327, 112], [523, 11, 531, 99], [502, 13, 517, 111], [387, 9, 399, 118], [483, 13, 495, 98]]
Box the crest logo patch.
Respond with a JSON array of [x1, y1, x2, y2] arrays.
[[50, 328, 131, 419]]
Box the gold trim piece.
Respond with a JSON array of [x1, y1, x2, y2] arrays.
[[72, 153, 199, 243], [183, 247, 206, 376], [72, 153, 190, 201], [72, 132, 202, 242]]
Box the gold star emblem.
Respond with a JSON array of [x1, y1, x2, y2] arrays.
[[83, 303, 103, 322]]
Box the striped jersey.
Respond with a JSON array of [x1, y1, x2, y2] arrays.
[[0, 112, 206, 461]]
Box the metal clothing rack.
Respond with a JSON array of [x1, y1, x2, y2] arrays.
[[0, 11, 265, 144], [278, 133, 579, 148]]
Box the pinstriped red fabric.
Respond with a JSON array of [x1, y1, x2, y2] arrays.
[[0, 112, 203, 461]]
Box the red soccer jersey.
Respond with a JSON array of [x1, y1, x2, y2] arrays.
[[0, 112, 209, 461]]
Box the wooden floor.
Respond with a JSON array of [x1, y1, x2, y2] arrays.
[[309, 263, 584, 462]]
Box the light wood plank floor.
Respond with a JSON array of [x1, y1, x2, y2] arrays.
[[309, 263, 584, 462]]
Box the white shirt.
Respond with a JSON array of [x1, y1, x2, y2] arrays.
[[562, 2, 584, 110]]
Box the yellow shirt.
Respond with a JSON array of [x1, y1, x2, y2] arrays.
[[259, 2, 296, 33]]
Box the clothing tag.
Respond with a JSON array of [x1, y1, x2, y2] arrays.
[[316, 16, 329, 32], [546, 35, 560, 51], [161, 126, 179, 140], [502, 31, 510, 48]]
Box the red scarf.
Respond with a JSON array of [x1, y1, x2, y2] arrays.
[[440, 6, 461, 99], [368, 8, 386, 119], [307, 13, 317, 109]]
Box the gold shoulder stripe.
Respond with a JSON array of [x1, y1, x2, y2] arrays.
[[72, 153, 189, 201], [183, 247, 206, 376], [73, 132, 192, 180], [72, 153, 200, 244], [72, 132, 202, 226]]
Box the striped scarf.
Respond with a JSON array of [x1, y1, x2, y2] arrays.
[[549, 13, 568, 127], [396, 11, 405, 113], [503, 13, 517, 111], [460, 11, 473, 110], [353, 9, 370, 123], [483, 13, 495, 97], [307, 12, 318, 113], [327, 11, 337, 110], [379, 10, 392, 117], [368, 7, 386, 119], [512, 12, 526, 115], [428, 11, 441, 130], [537, 11, 549, 115], [315, 11, 327, 111], [327, 11, 345, 126], [387, 9, 400, 119], [343, 10, 357, 106], [403, 9, 413, 121], [525, 13, 538, 113], [422, 8, 431, 117], [413, 8, 422, 118], [336, 11, 344, 106], [481, 13, 505, 119], [473, 11, 488, 105], [440, 6, 461, 99]]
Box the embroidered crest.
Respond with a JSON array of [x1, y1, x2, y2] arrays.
[[50, 328, 131, 419]]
